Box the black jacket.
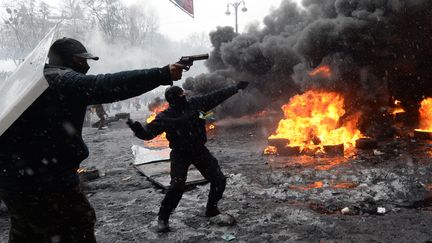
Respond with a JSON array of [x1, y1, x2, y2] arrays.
[[0, 65, 172, 193], [133, 86, 238, 151]]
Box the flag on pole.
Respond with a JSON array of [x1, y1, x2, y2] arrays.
[[169, 0, 194, 18]]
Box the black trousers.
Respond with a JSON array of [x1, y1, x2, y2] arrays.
[[158, 147, 226, 219], [0, 186, 96, 243]]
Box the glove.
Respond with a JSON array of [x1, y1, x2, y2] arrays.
[[126, 119, 144, 133], [236, 81, 249, 90]]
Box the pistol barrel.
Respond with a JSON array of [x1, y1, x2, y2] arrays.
[[191, 54, 209, 60]]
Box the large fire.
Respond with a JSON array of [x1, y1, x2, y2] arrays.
[[417, 98, 432, 131], [144, 102, 169, 147], [266, 90, 363, 154]]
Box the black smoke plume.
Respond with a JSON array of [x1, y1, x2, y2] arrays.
[[183, 0, 432, 136]]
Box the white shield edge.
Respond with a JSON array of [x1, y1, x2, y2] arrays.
[[0, 25, 58, 136]]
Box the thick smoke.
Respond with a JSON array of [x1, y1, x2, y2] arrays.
[[184, 0, 432, 134]]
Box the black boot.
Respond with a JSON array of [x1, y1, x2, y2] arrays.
[[157, 217, 170, 233], [205, 204, 221, 217]]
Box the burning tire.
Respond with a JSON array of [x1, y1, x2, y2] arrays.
[[355, 138, 378, 149], [414, 129, 432, 140], [267, 138, 290, 148], [323, 144, 344, 156], [278, 146, 301, 156]]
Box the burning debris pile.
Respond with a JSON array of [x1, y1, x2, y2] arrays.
[[265, 89, 362, 156], [183, 0, 432, 139]]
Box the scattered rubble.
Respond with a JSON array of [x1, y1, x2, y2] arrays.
[[1, 119, 432, 242]]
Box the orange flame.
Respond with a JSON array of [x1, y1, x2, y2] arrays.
[[390, 99, 405, 115], [145, 102, 169, 144], [391, 108, 405, 115], [418, 98, 432, 131], [289, 181, 324, 190], [288, 181, 358, 190], [267, 90, 362, 153], [264, 146, 277, 155], [146, 102, 169, 123], [309, 66, 332, 78], [146, 113, 157, 123]]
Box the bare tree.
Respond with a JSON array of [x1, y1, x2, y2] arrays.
[[85, 0, 125, 43], [124, 5, 159, 46], [1, 0, 54, 64], [183, 32, 211, 51], [62, 0, 85, 20], [59, 0, 89, 38]]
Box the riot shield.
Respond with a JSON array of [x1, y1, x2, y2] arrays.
[[0, 25, 57, 135]]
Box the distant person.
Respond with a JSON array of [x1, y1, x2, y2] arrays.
[[133, 97, 141, 111], [0, 37, 186, 243], [92, 104, 108, 130], [127, 81, 249, 232]]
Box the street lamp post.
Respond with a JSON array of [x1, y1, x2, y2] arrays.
[[225, 1, 247, 33]]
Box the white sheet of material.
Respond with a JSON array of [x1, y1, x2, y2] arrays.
[[131, 145, 171, 165], [0, 25, 57, 136]]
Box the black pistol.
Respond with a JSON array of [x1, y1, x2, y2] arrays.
[[177, 54, 209, 71]]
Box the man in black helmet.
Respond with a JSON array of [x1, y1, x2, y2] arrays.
[[127, 81, 249, 232], [0, 37, 186, 243]]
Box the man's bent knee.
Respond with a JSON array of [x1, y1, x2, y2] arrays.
[[169, 177, 186, 192]]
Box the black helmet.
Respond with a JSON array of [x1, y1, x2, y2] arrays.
[[48, 37, 99, 62]]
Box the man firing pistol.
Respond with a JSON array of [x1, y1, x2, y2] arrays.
[[0, 37, 187, 243]]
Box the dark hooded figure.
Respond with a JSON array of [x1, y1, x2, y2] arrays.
[[127, 81, 249, 232], [0, 37, 186, 243]]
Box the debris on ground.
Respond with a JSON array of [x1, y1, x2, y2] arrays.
[[209, 214, 237, 226], [221, 233, 236, 241]]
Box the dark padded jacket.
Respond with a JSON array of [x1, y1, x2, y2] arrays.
[[133, 86, 238, 151], [0, 64, 172, 193]]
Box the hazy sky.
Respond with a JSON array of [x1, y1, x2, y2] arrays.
[[0, 0, 303, 71], [139, 0, 288, 40], [39, 0, 302, 40]]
